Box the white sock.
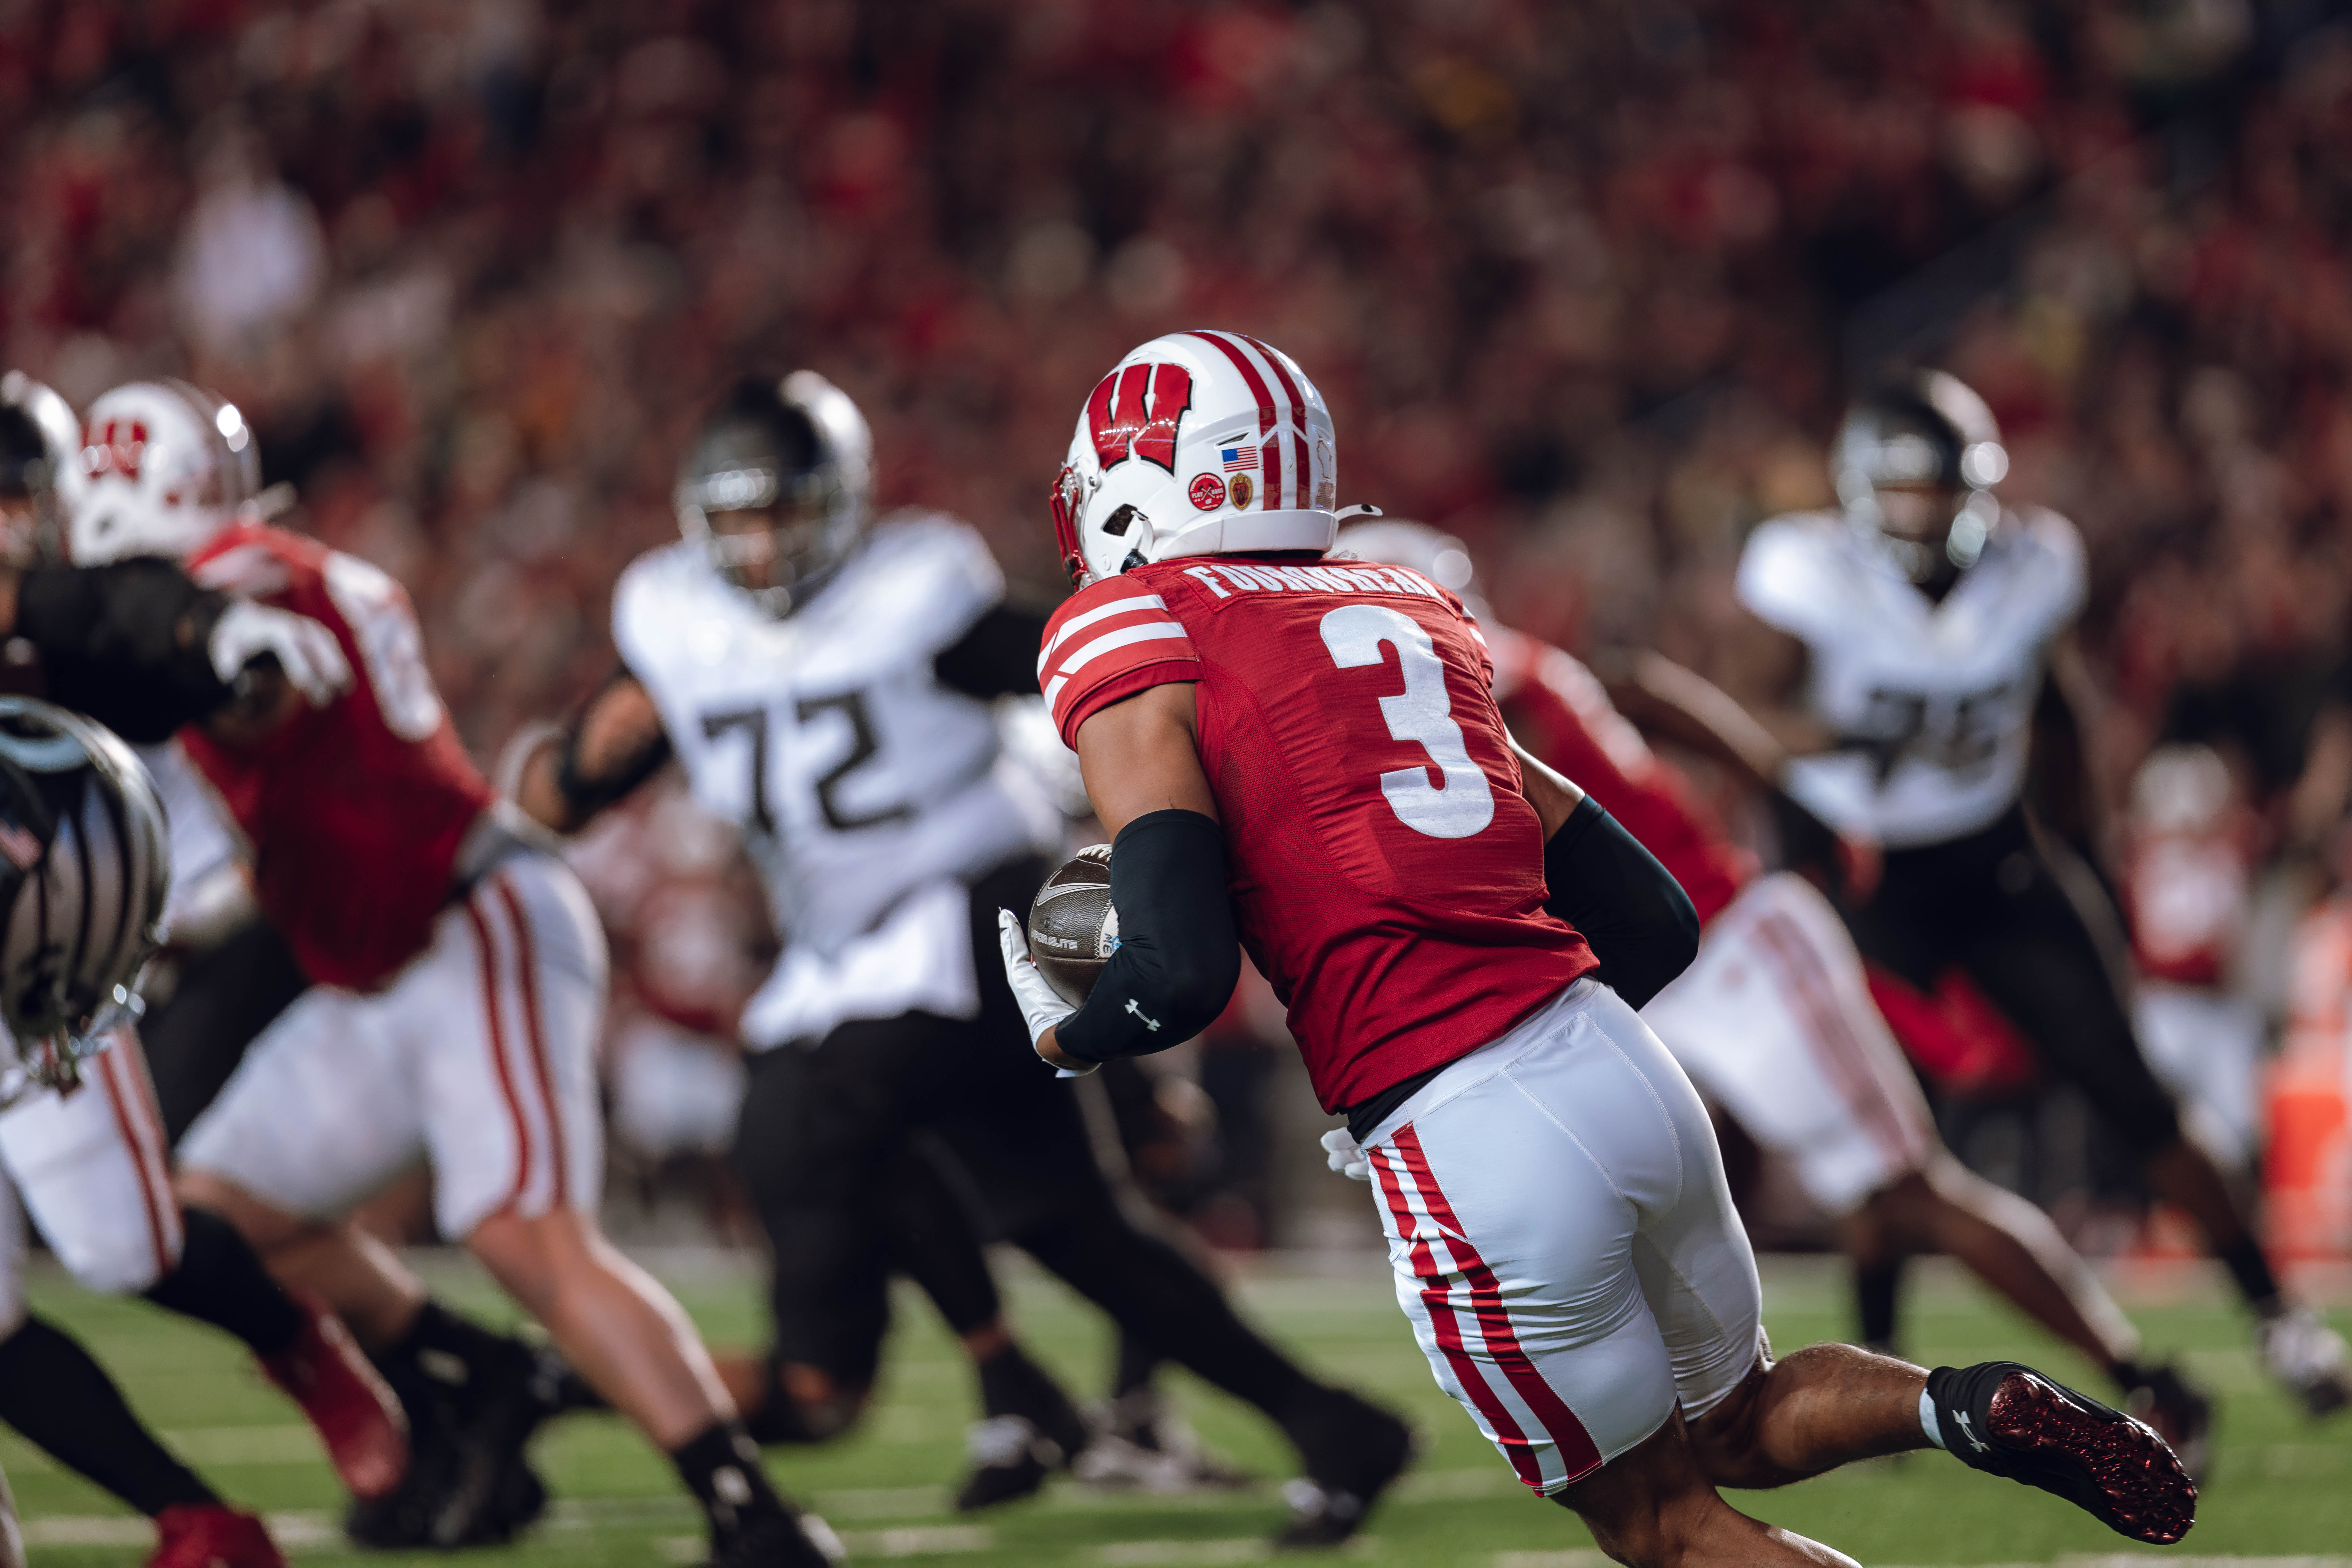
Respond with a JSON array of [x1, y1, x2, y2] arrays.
[[1918, 1388, 1946, 1451]]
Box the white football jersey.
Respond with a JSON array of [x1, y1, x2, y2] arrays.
[[1736, 506, 2085, 848], [613, 512, 1061, 1047]]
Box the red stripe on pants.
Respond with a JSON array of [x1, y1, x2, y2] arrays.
[[113, 1040, 182, 1258], [1391, 1124, 1605, 1484], [494, 875, 567, 1209], [1748, 911, 1913, 1165], [464, 898, 535, 1214], [97, 1047, 171, 1280], [1371, 1141, 1545, 1489]]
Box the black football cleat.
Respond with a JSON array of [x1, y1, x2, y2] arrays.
[[2122, 1362, 2213, 1481], [1271, 1387, 1415, 1549], [1927, 1361, 2194, 1546], [429, 1337, 551, 1548], [953, 1415, 1068, 1511], [702, 1510, 842, 1567]]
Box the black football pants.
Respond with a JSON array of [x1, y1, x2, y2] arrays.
[[1844, 807, 2182, 1152], [730, 856, 1317, 1422]]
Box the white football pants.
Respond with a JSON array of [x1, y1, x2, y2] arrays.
[[1360, 978, 1764, 1494]]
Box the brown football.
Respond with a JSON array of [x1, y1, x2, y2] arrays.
[[1027, 847, 1118, 1006]]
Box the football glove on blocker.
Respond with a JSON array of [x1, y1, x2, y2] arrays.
[[209, 600, 354, 707]]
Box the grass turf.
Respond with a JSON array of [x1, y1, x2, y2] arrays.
[[7, 1250, 2349, 1566]]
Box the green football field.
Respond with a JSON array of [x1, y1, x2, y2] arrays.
[[8, 1251, 2350, 1567]]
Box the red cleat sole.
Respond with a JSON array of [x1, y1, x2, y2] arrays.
[[1987, 1372, 2196, 1546]]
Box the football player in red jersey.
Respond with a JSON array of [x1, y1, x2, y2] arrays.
[[517, 370, 1415, 1540], [5, 380, 836, 1566], [1340, 519, 2210, 1471], [1000, 331, 2197, 1565]]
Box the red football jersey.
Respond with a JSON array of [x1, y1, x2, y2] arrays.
[[1486, 627, 1754, 926], [181, 522, 496, 991], [1041, 555, 1597, 1112]]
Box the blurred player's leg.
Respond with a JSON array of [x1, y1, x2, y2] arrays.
[[182, 853, 835, 1563], [0, 1174, 283, 1565], [1884, 832, 2352, 1415], [0, 1033, 407, 1500], [730, 1038, 1092, 1507], [884, 1135, 1094, 1507], [426, 857, 831, 1565], [1641, 871, 2207, 1456]]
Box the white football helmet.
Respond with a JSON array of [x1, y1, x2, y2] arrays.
[[1051, 330, 1338, 586], [69, 379, 260, 564]]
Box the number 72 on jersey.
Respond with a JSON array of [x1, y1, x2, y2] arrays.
[[699, 689, 912, 837]]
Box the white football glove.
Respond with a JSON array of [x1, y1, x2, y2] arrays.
[[996, 908, 1093, 1077], [210, 599, 354, 707], [1320, 1127, 1373, 1182]]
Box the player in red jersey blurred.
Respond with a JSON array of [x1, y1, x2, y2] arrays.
[[9, 380, 836, 1566], [1341, 519, 2210, 1470], [998, 330, 2196, 1565]]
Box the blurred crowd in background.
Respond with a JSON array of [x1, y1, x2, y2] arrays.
[[10, 0, 2352, 1252]]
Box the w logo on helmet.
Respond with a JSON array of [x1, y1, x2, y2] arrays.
[[83, 419, 147, 484], [1085, 364, 1192, 474]]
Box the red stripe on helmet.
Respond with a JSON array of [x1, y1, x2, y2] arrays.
[[1183, 330, 1277, 437], [1241, 335, 1311, 508]]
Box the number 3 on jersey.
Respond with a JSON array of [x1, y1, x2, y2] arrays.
[[1319, 603, 1496, 840]]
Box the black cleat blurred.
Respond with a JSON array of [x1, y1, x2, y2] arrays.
[[703, 1510, 842, 1567], [428, 1337, 550, 1548], [1271, 1387, 1414, 1549], [345, 1336, 548, 1551], [953, 1415, 1067, 1511], [2122, 1362, 2212, 1480], [1928, 1360, 2195, 1546]]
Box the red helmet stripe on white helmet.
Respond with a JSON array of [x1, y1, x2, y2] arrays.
[[1183, 329, 1276, 436], [1239, 333, 1313, 510], [1184, 330, 1285, 510]]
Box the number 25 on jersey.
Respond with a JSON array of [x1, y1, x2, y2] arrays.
[[1319, 603, 1496, 841]]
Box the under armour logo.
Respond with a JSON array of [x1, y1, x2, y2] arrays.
[[1125, 998, 1162, 1032], [1954, 1410, 1989, 1453]]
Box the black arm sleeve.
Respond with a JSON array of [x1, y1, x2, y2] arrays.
[[16, 560, 236, 742], [935, 601, 1055, 700], [554, 666, 675, 820], [1053, 809, 1241, 1064], [1543, 794, 1700, 1011]]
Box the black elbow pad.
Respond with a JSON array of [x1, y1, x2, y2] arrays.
[[1054, 809, 1240, 1063], [17, 560, 234, 736], [1543, 794, 1701, 1010]]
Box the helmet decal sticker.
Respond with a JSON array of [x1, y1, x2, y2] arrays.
[[1085, 362, 1193, 475], [84, 419, 147, 484], [1188, 473, 1225, 510]]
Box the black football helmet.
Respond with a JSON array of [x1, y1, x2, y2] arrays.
[[0, 371, 83, 566], [1835, 371, 2009, 581], [0, 699, 170, 1100], [675, 371, 872, 616]]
